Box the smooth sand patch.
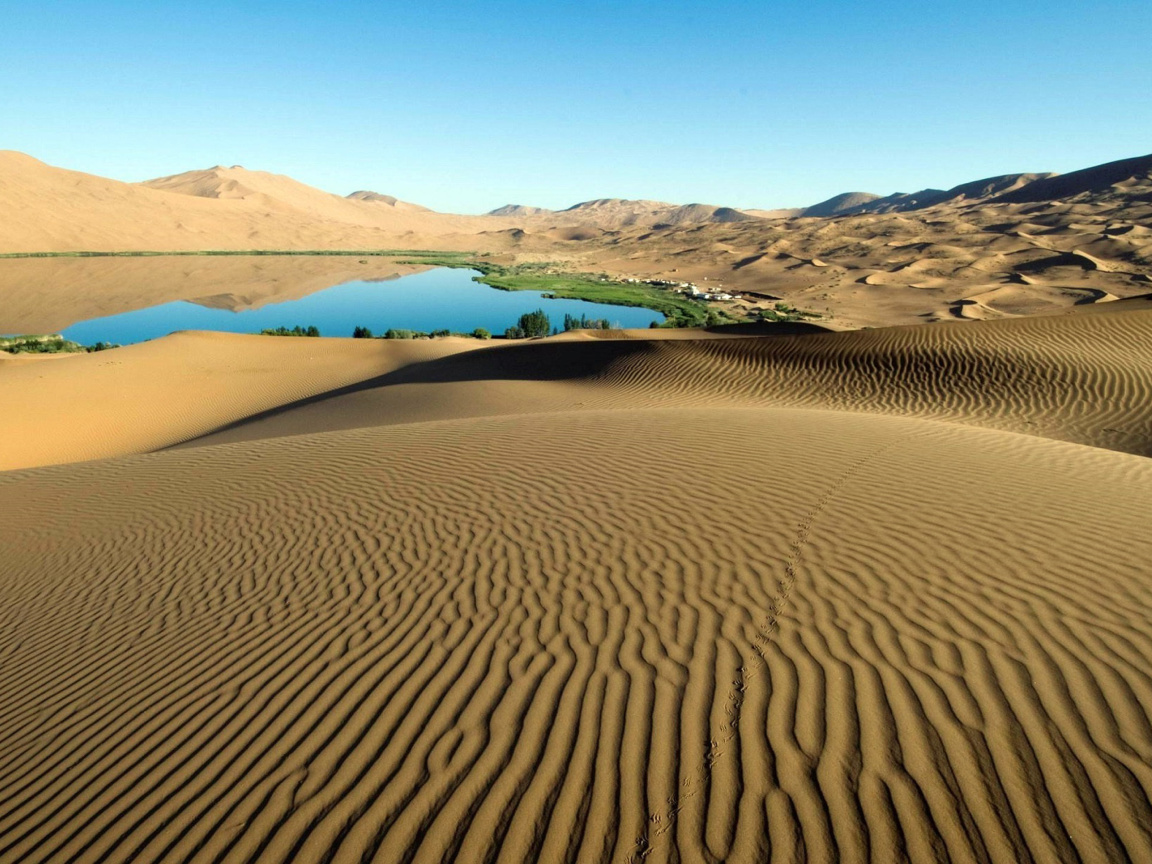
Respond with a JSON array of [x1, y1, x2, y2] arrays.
[[0, 331, 477, 471]]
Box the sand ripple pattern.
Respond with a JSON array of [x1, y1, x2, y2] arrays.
[[185, 309, 1152, 459], [586, 310, 1152, 456], [3, 408, 1152, 863]]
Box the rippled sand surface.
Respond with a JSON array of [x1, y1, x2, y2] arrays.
[[3, 308, 1152, 862]]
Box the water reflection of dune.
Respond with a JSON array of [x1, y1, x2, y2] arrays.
[[359, 273, 413, 284], [0, 256, 433, 333], [188, 272, 419, 312]]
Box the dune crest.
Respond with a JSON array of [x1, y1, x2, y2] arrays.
[[4, 306, 1152, 473]]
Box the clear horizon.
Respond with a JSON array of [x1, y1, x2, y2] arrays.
[[4, 0, 1150, 214]]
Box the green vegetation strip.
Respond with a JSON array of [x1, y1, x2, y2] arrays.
[[760, 302, 823, 323], [394, 258, 727, 327]]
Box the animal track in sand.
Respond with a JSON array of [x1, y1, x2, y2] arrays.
[[636, 427, 929, 859]]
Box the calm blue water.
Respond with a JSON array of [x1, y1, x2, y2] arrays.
[[60, 268, 661, 345]]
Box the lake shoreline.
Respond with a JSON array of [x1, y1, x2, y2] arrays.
[[9, 263, 662, 345], [0, 249, 746, 330]]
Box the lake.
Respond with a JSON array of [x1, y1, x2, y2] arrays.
[[0, 258, 662, 344]]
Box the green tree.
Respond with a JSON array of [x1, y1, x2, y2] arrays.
[[564, 312, 611, 331], [516, 308, 552, 338]]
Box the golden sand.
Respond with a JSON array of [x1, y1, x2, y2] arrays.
[[3, 307, 1152, 862]]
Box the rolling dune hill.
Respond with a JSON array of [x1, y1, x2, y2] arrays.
[[803, 172, 1055, 217], [995, 154, 1152, 203], [3, 305, 1152, 862], [6, 134, 1152, 864], [139, 166, 446, 229], [798, 191, 882, 217], [176, 302, 1152, 459], [485, 198, 762, 230], [346, 190, 431, 211], [0, 331, 476, 472], [2, 150, 1150, 329], [0, 152, 499, 253], [4, 302, 1151, 474], [487, 204, 553, 218], [569, 156, 1152, 328]]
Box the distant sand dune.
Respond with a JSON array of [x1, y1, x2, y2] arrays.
[[2, 150, 1150, 330]]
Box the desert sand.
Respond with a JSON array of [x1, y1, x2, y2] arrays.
[[2, 150, 1149, 330], [0, 332, 475, 471], [3, 302, 1152, 862], [3, 148, 1152, 862], [0, 152, 503, 254]]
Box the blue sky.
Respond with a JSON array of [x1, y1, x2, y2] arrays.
[[3, 0, 1149, 213]]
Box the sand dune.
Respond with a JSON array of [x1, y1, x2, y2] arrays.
[[4, 150, 1152, 862], [0, 331, 475, 471], [582, 182, 1152, 329], [0, 152, 497, 253], [3, 150, 1149, 329], [3, 400, 1152, 863], [140, 166, 439, 228], [347, 190, 430, 211], [560, 155, 1151, 328], [800, 191, 882, 217], [483, 198, 762, 230], [175, 307, 1152, 459], [3, 309, 1152, 862], [996, 153, 1152, 203], [4, 305, 1150, 474]]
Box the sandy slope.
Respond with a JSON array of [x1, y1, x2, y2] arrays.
[[5, 306, 1150, 473], [564, 185, 1152, 329], [0, 152, 496, 253], [0, 332, 475, 471], [180, 305, 1152, 459], [3, 308, 1152, 863], [139, 166, 463, 232], [539, 154, 1152, 328], [2, 406, 1152, 864], [3, 150, 1151, 863]]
